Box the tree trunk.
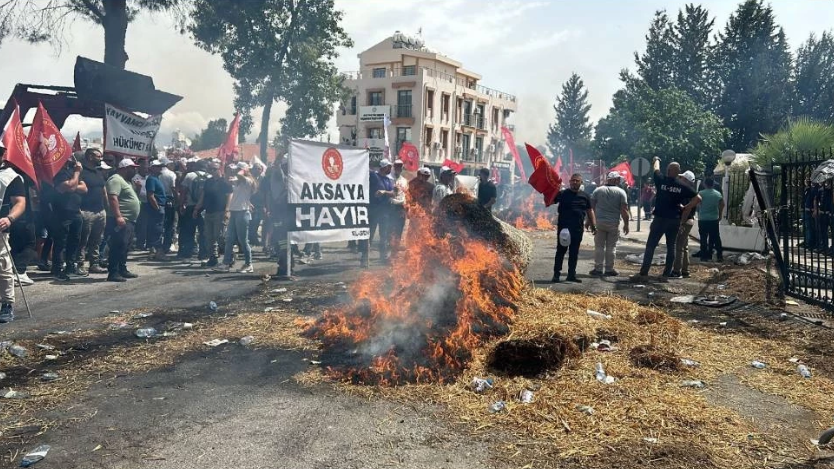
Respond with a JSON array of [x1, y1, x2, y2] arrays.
[[259, 96, 274, 162], [102, 0, 129, 69]]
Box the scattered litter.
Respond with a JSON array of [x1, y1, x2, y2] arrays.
[[751, 361, 767, 369], [0, 372, 6, 380], [785, 300, 799, 306], [35, 344, 55, 351], [681, 380, 706, 389], [239, 336, 255, 346], [19, 444, 50, 467], [811, 438, 821, 446], [716, 284, 727, 290], [575, 405, 595, 415], [263, 298, 276, 304], [817, 426, 834, 445], [108, 310, 120, 315], [203, 339, 229, 347], [670, 295, 695, 304], [789, 357, 801, 364], [282, 298, 293, 303], [92, 445, 102, 452], [489, 400, 506, 413], [2, 389, 30, 399], [50, 331, 70, 335], [134, 328, 158, 339], [153, 397, 166, 401], [590, 340, 615, 352], [132, 312, 153, 319], [594, 363, 616, 384], [40, 372, 60, 382], [719, 322, 728, 327], [680, 358, 700, 367], [271, 288, 288, 294], [519, 389, 534, 404], [643, 437, 659, 444], [209, 301, 218, 312], [779, 313, 789, 321], [310, 360, 322, 365], [625, 253, 665, 265], [108, 322, 131, 330], [9, 345, 28, 358], [736, 252, 768, 266], [693, 295, 737, 307], [44, 355, 58, 361], [183, 323, 193, 330], [633, 285, 646, 289], [586, 309, 611, 320], [264, 307, 275, 312], [688, 319, 699, 324], [798, 364, 812, 378], [0, 341, 11, 352], [471, 377, 494, 393], [647, 292, 656, 300], [708, 268, 720, 274]]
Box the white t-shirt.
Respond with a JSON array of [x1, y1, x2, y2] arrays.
[[392, 175, 408, 205], [229, 177, 255, 211], [432, 184, 453, 207], [159, 167, 177, 198], [132, 174, 147, 202]]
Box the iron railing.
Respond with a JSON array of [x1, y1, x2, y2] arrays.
[[394, 104, 412, 118]]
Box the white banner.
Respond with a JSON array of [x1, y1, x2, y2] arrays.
[[103, 103, 162, 158], [288, 140, 370, 244]]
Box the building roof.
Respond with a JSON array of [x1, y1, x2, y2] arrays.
[[193, 143, 277, 163]]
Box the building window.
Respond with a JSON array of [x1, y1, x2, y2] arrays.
[[396, 127, 412, 154], [372, 68, 386, 78], [442, 94, 450, 118], [425, 127, 433, 148], [368, 91, 383, 106], [403, 65, 416, 76], [426, 90, 435, 118], [475, 136, 484, 162], [441, 129, 449, 152], [461, 134, 471, 160], [350, 96, 357, 115], [397, 90, 412, 118], [368, 128, 383, 139]]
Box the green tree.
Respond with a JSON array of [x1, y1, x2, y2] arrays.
[[190, 118, 228, 151], [634, 10, 676, 91], [714, 0, 792, 150], [753, 118, 834, 166], [794, 31, 834, 124], [190, 0, 352, 161], [546, 73, 593, 159], [0, 0, 186, 68], [670, 4, 716, 109], [594, 71, 727, 174]]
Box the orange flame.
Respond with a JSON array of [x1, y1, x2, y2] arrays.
[[304, 197, 525, 386], [508, 193, 555, 231]]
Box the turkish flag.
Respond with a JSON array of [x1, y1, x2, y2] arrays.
[[442, 158, 464, 174], [525, 144, 561, 207], [217, 112, 241, 171], [610, 161, 635, 187], [72, 132, 82, 152], [1, 102, 38, 188], [398, 142, 420, 172], [27, 101, 71, 186]]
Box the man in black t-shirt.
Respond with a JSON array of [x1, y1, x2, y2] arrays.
[[637, 157, 700, 279], [76, 148, 109, 275], [51, 153, 88, 280], [195, 160, 232, 267], [552, 173, 596, 283], [477, 168, 497, 212]]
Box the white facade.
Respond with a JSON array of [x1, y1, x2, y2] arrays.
[[337, 33, 518, 176]]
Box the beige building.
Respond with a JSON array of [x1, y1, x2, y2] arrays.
[[337, 32, 518, 177]]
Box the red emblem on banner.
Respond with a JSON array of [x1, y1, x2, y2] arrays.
[[322, 147, 344, 180], [397, 142, 420, 172]]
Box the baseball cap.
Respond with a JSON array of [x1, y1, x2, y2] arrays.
[[559, 228, 571, 247], [230, 162, 250, 171], [607, 171, 622, 179], [151, 159, 166, 167], [393, 159, 404, 165], [681, 171, 695, 183], [379, 158, 392, 168], [158, 156, 172, 165], [417, 167, 431, 176], [118, 159, 138, 168], [99, 162, 112, 170]]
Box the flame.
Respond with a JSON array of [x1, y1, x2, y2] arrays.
[[507, 193, 555, 231], [304, 196, 525, 386]]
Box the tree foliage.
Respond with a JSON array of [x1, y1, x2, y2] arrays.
[[753, 118, 834, 166], [546, 72, 593, 159], [594, 71, 727, 174], [0, 0, 186, 68], [190, 118, 227, 151], [714, 0, 792, 151], [794, 31, 834, 124], [190, 0, 352, 160], [634, 10, 676, 91]]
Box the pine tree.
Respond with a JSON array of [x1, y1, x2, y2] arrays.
[[546, 73, 593, 159], [794, 31, 834, 124], [634, 10, 676, 91], [671, 4, 716, 109], [715, 0, 792, 150]]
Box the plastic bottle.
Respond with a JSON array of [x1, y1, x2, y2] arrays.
[[209, 301, 218, 312], [519, 390, 534, 404], [751, 361, 766, 369], [471, 377, 494, 393], [798, 364, 812, 378], [594, 363, 606, 382], [8, 345, 27, 358], [680, 358, 700, 367], [40, 372, 60, 382], [134, 328, 158, 339], [20, 445, 50, 467], [239, 336, 255, 346], [489, 400, 506, 413]]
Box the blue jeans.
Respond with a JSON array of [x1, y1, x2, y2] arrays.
[[640, 216, 681, 277], [223, 210, 252, 266]]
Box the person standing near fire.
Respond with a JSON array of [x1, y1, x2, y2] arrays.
[[432, 167, 456, 207], [552, 173, 596, 283], [389, 159, 408, 255], [589, 171, 629, 277], [477, 168, 497, 212], [360, 159, 395, 267]]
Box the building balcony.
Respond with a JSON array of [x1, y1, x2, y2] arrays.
[[461, 114, 486, 130], [394, 104, 413, 118]]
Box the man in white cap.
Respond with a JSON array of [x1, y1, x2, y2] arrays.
[[408, 166, 434, 212], [589, 171, 630, 276], [214, 161, 256, 273], [360, 158, 395, 267], [671, 170, 699, 278], [432, 166, 456, 207], [389, 159, 408, 254], [106, 159, 141, 282]]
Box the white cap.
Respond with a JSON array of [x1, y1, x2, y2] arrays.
[[158, 156, 172, 165], [607, 171, 622, 180], [99, 162, 112, 170], [231, 162, 250, 171], [559, 228, 571, 247], [681, 171, 695, 183], [417, 167, 431, 176], [440, 165, 450, 172], [379, 159, 392, 168], [393, 159, 403, 165], [151, 159, 166, 167], [118, 159, 138, 168]]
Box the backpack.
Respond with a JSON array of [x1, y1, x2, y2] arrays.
[[189, 171, 208, 206]]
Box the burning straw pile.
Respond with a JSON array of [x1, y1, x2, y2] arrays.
[[303, 194, 529, 385], [496, 191, 556, 231]]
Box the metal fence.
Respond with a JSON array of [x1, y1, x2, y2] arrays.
[[758, 148, 834, 310]]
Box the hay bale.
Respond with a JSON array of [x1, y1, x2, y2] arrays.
[[629, 344, 681, 371], [435, 193, 532, 272], [487, 334, 581, 377]]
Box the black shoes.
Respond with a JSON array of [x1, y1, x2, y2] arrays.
[[551, 274, 561, 283], [120, 270, 139, 279], [589, 269, 604, 276], [565, 276, 582, 283], [107, 274, 127, 282], [604, 270, 619, 277]]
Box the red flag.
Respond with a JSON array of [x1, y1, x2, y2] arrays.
[[217, 112, 241, 170], [397, 142, 420, 172], [72, 132, 82, 152], [501, 127, 526, 181], [441, 158, 464, 174], [490, 166, 501, 184], [609, 161, 635, 187], [525, 143, 562, 207], [1, 103, 38, 188], [27, 102, 71, 187]]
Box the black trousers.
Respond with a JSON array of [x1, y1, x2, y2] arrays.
[[108, 219, 135, 275], [698, 220, 723, 261], [51, 210, 83, 274], [640, 216, 681, 276], [163, 203, 176, 251], [554, 225, 583, 278], [9, 219, 36, 274], [360, 205, 391, 261]]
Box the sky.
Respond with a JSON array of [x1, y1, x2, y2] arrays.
[[0, 0, 832, 148]]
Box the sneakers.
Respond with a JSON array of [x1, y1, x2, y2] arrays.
[[206, 257, 219, 268], [37, 262, 51, 272], [213, 264, 231, 272], [551, 274, 561, 283], [75, 266, 89, 277], [589, 269, 604, 276], [669, 271, 683, 279], [52, 271, 70, 281], [603, 270, 619, 277], [107, 274, 127, 282], [15, 272, 34, 286], [0, 303, 14, 323], [237, 264, 254, 273]]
